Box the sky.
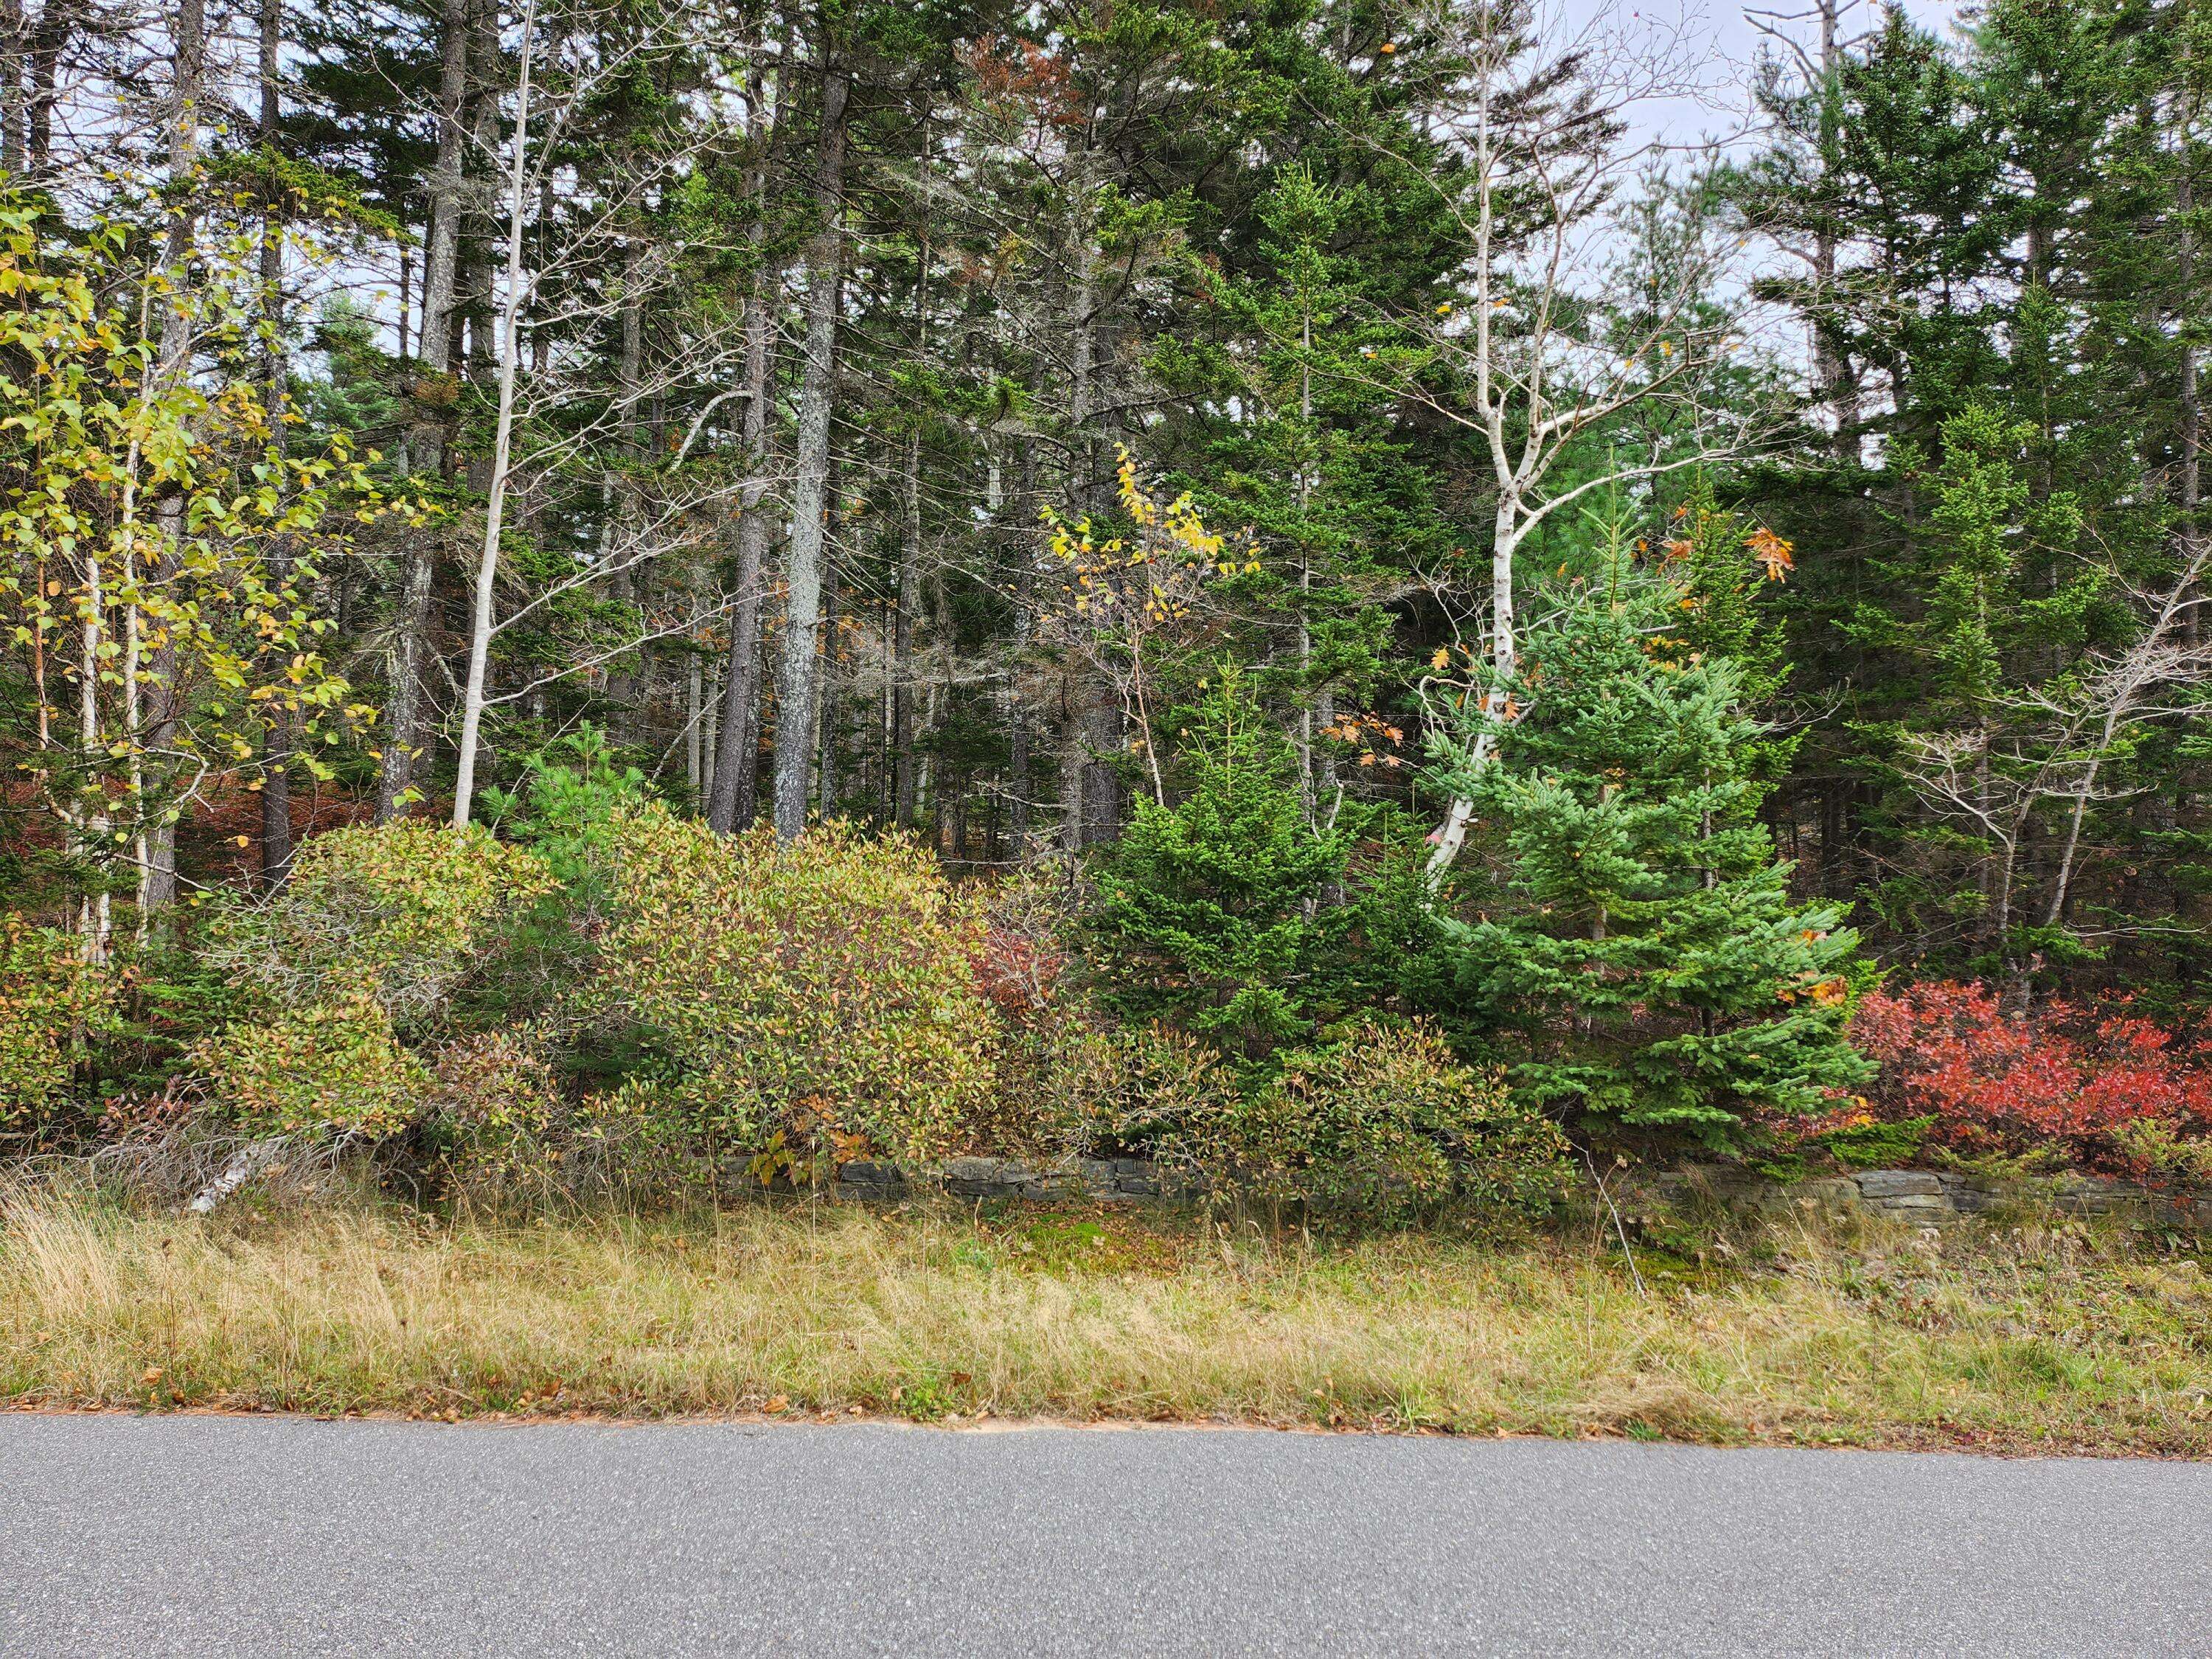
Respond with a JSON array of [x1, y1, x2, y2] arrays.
[[1575, 0, 1967, 153]]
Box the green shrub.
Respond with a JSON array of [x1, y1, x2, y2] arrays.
[[0, 926, 119, 1130], [198, 983, 429, 1138], [1042, 1018, 1240, 1168], [198, 822, 552, 1137], [1815, 1113, 1935, 1169], [1082, 668, 1351, 1062], [426, 1026, 568, 1190], [1248, 1020, 1571, 1220], [211, 821, 554, 1029], [1048, 1015, 1569, 1222], [590, 810, 997, 1169]]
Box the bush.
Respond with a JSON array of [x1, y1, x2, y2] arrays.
[[1042, 1018, 1239, 1169], [1852, 981, 2212, 1172], [591, 810, 997, 1170], [425, 1026, 567, 1192], [1250, 1020, 1571, 1220], [211, 821, 554, 1028], [197, 822, 553, 1136], [970, 869, 1072, 1029], [0, 925, 119, 1131], [1048, 1015, 1569, 1222], [198, 983, 429, 1138]]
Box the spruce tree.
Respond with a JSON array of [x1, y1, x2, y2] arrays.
[[1431, 568, 1872, 1149], [1083, 667, 1349, 1064]]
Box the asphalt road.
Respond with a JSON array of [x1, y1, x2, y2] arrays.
[[1, 1415, 2207, 1657]]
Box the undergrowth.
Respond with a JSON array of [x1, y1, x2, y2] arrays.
[[2, 1183, 2207, 1455]]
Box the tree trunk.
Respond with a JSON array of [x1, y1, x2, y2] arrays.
[[139, 0, 205, 920], [1, 0, 26, 178], [255, 0, 294, 886], [1425, 501, 1522, 880], [458, 0, 502, 386], [378, 0, 470, 821], [24, 0, 69, 173], [706, 54, 782, 835], [1005, 439, 1035, 858], [451, 0, 537, 829], [417, 0, 469, 378], [706, 505, 771, 832], [769, 55, 846, 840], [1809, 0, 1859, 470], [815, 549, 838, 818], [1057, 667, 1085, 858], [2181, 163, 2202, 649], [892, 427, 922, 825], [602, 237, 646, 725], [1082, 692, 1121, 846]]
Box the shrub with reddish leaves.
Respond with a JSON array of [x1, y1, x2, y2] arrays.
[[971, 928, 1066, 1023], [1852, 982, 2212, 1171], [968, 871, 1072, 1026]]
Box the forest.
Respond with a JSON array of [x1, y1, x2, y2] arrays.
[[3, 0, 2211, 1211]]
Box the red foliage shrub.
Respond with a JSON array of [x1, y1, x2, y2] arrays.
[[970, 926, 1066, 1023], [967, 872, 1073, 1027], [1852, 981, 2212, 1169]]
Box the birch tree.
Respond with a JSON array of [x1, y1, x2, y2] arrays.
[[1369, 1, 1780, 880]]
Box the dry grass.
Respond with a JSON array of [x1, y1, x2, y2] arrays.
[[3, 1185, 2210, 1453]]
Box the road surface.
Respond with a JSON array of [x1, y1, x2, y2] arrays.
[[1, 1414, 2206, 1655]]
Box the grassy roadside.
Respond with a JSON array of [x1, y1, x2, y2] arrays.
[[3, 1186, 2209, 1455]]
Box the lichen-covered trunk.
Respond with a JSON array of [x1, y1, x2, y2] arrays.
[[769, 58, 846, 840], [255, 0, 293, 885], [1425, 498, 1521, 882], [706, 65, 782, 835], [892, 428, 922, 827], [377, 0, 469, 822], [139, 0, 205, 920]]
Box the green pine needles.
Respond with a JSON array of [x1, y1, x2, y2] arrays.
[[1433, 571, 1874, 1150], [1082, 667, 1351, 1065]]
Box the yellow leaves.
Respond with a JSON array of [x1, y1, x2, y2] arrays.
[[1745, 526, 1795, 583], [1430, 646, 1450, 671]]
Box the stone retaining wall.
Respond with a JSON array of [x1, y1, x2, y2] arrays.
[[835, 1155, 1191, 1204], [835, 1153, 2210, 1230], [1635, 1164, 2212, 1231]]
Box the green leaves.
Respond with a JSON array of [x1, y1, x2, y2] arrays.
[[591, 810, 997, 1169]]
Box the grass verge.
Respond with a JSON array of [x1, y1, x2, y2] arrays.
[[3, 1186, 2209, 1454]]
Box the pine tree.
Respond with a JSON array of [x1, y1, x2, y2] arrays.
[[1082, 667, 1350, 1063], [1431, 568, 1871, 1149]]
